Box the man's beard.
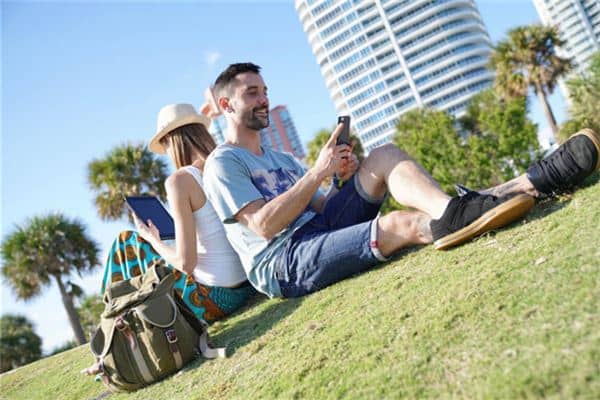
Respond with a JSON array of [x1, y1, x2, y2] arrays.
[[244, 108, 269, 130]]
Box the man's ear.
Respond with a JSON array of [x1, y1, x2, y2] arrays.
[[218, 97, 233, 113]]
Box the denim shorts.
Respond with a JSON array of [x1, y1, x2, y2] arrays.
[[274, 174, 386, 298]]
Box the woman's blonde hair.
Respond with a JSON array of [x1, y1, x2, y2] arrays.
[[160, 123, 216, 169]]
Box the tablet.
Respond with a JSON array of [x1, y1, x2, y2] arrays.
[[125, 196, 175, 240]]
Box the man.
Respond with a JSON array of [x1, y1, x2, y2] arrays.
[[203, 62, 599, 298]]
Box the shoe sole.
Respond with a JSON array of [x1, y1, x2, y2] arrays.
[[573, 128, 600, 172], [434, 194, 535, 250]]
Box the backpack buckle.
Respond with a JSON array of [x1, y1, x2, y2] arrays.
[[115, 316, 129, 331], [165, 328, 178, 344]]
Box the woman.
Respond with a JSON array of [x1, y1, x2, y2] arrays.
[[101, 103, 255, 322]]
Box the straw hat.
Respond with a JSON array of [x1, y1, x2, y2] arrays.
[[148, 103, 211, 154]]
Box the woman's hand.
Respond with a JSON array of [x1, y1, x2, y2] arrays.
[[133, 213, 161, 244]]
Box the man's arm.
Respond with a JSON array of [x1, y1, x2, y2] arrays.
[[235, 168, 327, 240], [236, 124, 350, 240], [310, 152, 360, 214]]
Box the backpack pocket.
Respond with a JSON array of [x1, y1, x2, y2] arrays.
[[134, 294, 199, 377]]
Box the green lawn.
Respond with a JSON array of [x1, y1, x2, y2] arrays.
[[2, 175, 599, 400]]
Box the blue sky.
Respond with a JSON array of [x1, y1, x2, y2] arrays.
[[1, 0, 568, 353]]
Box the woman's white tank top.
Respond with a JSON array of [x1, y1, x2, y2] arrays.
[[181, 166, 246, 287]]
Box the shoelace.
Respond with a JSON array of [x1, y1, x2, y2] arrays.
[[448, 192, 498, 230]]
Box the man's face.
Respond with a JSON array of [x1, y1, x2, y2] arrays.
[[228, 72, 269, 130]]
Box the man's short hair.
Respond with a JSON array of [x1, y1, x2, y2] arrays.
[[213, 62, 262, 98]]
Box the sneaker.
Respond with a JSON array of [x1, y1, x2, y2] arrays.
[[454, 183, 477, 197], [527, 128, 600, 195], [431, 192, 535, 250]]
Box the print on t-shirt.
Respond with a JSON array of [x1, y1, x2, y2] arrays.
[[250, 168, 302, 201]]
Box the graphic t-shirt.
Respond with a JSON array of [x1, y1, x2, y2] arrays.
[[204, 144, 320, 297]]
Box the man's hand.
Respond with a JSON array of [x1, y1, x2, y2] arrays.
[[337, 151, 359, 182], [313, 123, 352, 180]]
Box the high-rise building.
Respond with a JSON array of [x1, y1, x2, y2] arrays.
[[200, 89, 306, 159], [261, 105, 306, 159], [532, 0, 600, 75], [295, 0, 494, 152]]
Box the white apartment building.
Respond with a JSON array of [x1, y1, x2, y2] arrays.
[[533, 0, 600, 75], [295, 0, 494, 152]]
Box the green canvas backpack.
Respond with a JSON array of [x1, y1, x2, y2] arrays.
[[83, 265, 224, 392]]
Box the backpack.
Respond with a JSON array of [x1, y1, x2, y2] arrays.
[[83, 265, 225, 392]]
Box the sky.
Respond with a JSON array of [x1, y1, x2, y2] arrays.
[[1, 0, 569, 353]]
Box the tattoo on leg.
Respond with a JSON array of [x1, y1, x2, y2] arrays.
[[486, 181, 520, 197]]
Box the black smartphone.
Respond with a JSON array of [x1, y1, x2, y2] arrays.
[[336, 115, 351, 146]]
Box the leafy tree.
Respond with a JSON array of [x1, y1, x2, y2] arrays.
[[558, 118, 588, 143], [77, 294, 104, 337], [88, 143, 169, 222], [393, 100, 539, 203], [0, 314, 42, 372], [563, 51, 600, 141], [489, 25, 572, 142], [460, 89, 541, 188], [379, 195, 405, 215], [394, 108, 468, 194], [1, 213, 100, 344], [49, 340, 78, 356]]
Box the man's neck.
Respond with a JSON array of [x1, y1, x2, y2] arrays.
[[226, 126, 262, 155]]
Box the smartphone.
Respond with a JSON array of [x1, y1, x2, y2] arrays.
[[336, 115, 351, 146]]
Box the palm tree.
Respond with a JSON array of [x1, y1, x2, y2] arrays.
[[1, 213, 100, 344], [489, 25, 572, 142], [88, 143, 169, 222]]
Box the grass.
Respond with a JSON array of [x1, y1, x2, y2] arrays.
[[2, 175, 599, 399]]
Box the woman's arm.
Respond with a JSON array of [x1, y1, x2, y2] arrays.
[[134, 172, 204, 275]]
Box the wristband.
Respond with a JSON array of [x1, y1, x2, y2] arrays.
[[333, 175, 345, 189]]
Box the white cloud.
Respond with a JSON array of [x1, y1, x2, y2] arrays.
[[204, 51, 221, 68]]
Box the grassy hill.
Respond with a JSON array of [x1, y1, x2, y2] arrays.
[[2, 176, 599, 399]]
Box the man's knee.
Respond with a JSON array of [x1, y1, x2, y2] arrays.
[[364, 143, 410, 169]]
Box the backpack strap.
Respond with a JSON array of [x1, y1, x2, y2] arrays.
[[199, 331, 226, 359], [115, 315, 154, 384], [164, 328, 183, 369], [172, 293, 226, 358]]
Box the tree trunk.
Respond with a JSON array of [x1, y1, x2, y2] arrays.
[[535, 82, 559, 143], [53, 274, 87, 345]]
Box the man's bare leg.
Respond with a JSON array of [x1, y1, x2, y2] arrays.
[[479, 175, 540, 198], [376, 211, 433, 257], [478, 128, 600, 198], [352, 143, 445, 255], [357, 143, 451, 219], [356, 143, 534, 252]]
